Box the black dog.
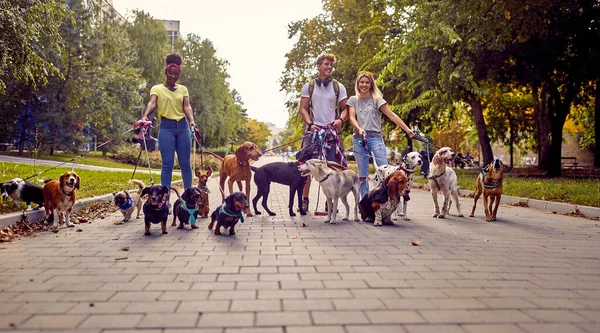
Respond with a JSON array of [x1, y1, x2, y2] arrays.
[[251, 162, 307, 216], [208, 192, 248, 236], [1, 178, 44, 210], [171, 187, 201, 230], [141, 185, 170, 236]]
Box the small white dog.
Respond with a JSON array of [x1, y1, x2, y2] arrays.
[[427, 147, 463, 218], [298, 159, 359, 224], [372, 151, 422, 220]]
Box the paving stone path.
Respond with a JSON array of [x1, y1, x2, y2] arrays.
[[1, 156, 599, 333]]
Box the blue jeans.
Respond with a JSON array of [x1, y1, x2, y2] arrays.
[[353, 133, 388, 200], [158, 118, 192, 190]]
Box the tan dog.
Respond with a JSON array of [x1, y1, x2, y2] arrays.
[[42, 171, 80, 232], [469, 159, 512, 221], [203, 142, 261, 216], [195, 167, 212, 218], [298, 159, 360, 224], [427, 147, 463, 219], [113, 179, 145, 223]]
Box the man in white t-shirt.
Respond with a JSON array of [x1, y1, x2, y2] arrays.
[[298, 53, 349, 213]]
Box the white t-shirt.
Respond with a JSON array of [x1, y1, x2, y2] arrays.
[[301, 80, 347, 126]]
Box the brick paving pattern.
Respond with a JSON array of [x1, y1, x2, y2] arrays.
[[0, 156, 599, 332]]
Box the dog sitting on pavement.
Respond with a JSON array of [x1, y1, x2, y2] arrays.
[[297, 159, 359, 224], [113, 179, 145, 223], [372, 151, 422, 220], [359, 171, 409, 226], [141, 184, 170, 236], [195, 167, 212, 218], [427, 147, 464, 219], [208, 192, 249, 236], [1, 177, 44, 211], [171, 187, 202, 229], [469, 159, 512, 222]]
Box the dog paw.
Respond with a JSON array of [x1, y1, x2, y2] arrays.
[[144, 232, 151, 236], [290, 212, 296, 217], [268, 212, 276, 216], [229, 231, 236, 235], [329, 220, 336, 224], [207, 222, 214, 230], [432, 213, 439, 217], [469, 214, 475, 217], [324, 220, 331, 223], [437, 215, 445, 219], [162, 230, 168, 234], [403, 217, 410, 221], [177, 225, 184, 229], [255, 211, 262, 215], [214, 231, 221, 236], [192, 225, 199, 229], [458, 214, 464, 217], [52, 228, 59, 233]]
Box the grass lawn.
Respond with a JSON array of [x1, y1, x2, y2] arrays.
[[0, 162, 181, 214], [346, 161, 600, 208]]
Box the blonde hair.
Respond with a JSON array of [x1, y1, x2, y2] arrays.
[[354, 71, 382, 99]]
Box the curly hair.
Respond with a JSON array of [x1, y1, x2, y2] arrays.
[[317, 53, 336, 66], [165, 53, 183, 66]]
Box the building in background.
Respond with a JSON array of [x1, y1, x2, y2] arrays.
[[160, 20, 181, 45]]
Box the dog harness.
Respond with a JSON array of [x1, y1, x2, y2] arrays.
[[218, 204, 245, 223], [180, 201, 198, 226], [427, 170, 445, 190], [119, 198, 134, 210]]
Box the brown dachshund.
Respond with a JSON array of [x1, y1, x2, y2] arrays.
[[203, 142, 261, 216], [195, 166, 212, 218], [469, 159, 512, 222]]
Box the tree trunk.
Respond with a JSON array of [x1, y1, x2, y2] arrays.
[[595, 78, 599, 168], [546, 101, 569, 177], [466, 96, 493, 166], [532, 86, 552, 170]]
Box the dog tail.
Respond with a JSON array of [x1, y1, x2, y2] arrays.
[[370, 151, 380, 169], [130, 179, 145, 194], [170, 187, 181, 199], [202, 151, 224, 162]]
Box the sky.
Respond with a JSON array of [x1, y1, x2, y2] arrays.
[[111, 0, 324, 128]]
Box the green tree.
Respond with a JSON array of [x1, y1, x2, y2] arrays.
[[245, 119, 271, 148]]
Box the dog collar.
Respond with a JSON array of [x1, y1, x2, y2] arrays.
[[237, 160, 248, 166], [62, 187, 75, 196], [198, 185, 210, 193], [318, 173, 331, 183], [398, 165, 414, 174], [219, 204, 244, 223], [180, 201, 198, 226], [119, 197, 134, 210]]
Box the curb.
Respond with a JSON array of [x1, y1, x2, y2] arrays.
[[0, 180, 183, 228], [419, 184, 600, 220]]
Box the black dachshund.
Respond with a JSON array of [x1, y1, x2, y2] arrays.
[[141, 185, 170, 236], [208, 192, 248, 236], [171, 187, 201, 230]]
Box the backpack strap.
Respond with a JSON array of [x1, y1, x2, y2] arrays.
[[307, 78, 341, 121]]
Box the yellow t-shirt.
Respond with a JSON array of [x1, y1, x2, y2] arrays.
[[149, 84, 190, 121]]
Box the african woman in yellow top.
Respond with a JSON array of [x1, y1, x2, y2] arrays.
[[140, 53, 197, 201]]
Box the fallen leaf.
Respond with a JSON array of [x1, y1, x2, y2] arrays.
[[484, 239, 489, 242], [291, 236, 297, 239], [115, 257, 128, 261], [302, 223, 307, 227], [121, 246, 129, 251], [411, 240, 421, 246], [89, 303, 95, 307], [76, 228, 83, 232]]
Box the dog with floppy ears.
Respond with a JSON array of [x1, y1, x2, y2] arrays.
[[171, 187, 202, 229], [203, 142, 262, 216], [427, 147, 464, 219], [195, 167, 212, 218], [469, 159, 512, 222], [1, 177, 44, 211], [42, 171, 80, 232], [359, 171, 409, 226], [297, 159, 360, 224], [112, 179, 145, 223], [141, 184, 170, 236], [208, 192, 249, 236], [372, 151, 422, 220]]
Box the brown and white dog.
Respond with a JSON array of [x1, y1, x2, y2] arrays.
[[195, 167, 212, 218], [372, 151, 422, 220], [203, 142, 261, 216], [113, 179, 145, 223], [359, 171, 408, 226], [469, 159, 512, 222], [42, 171, 80, 232], [427, 147, 464, 219], [298, 159, 360, 224]]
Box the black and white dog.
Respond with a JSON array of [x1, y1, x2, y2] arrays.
[[1, 178, 44, 211], [372, 152, 422, 221]]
